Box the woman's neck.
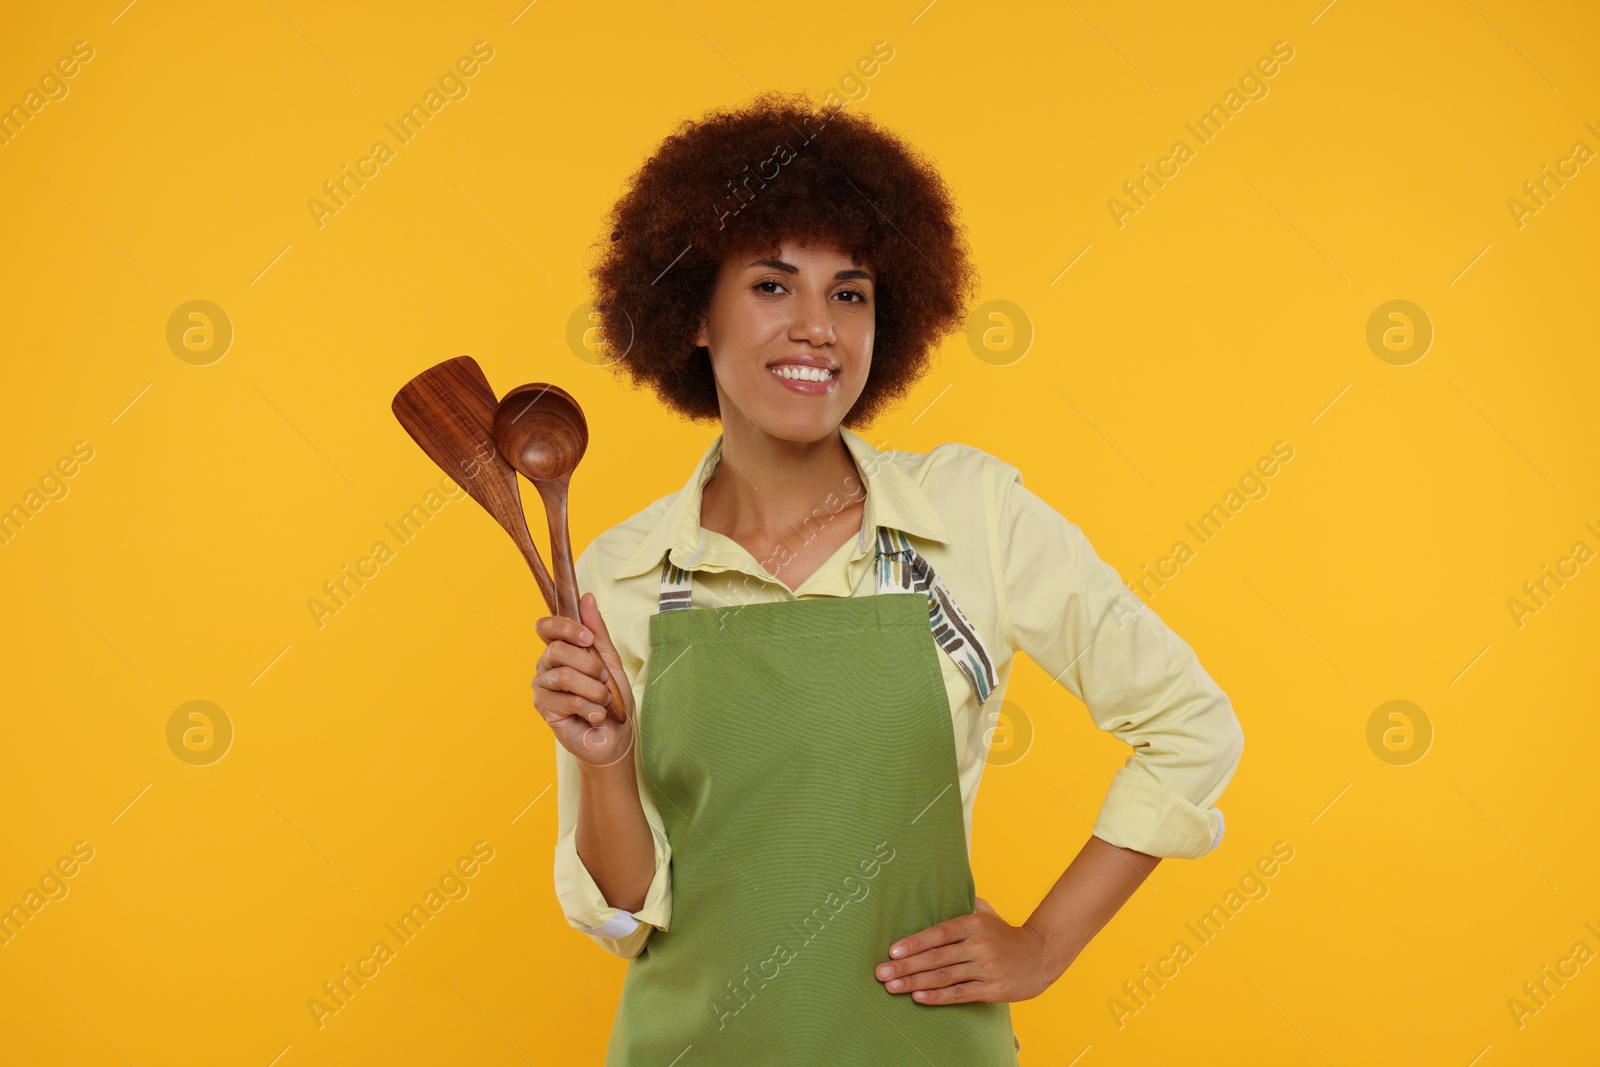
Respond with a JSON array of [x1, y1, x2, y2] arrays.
[[700, 420, 864, 544]]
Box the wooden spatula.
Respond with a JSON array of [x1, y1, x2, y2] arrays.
[[391, 356, 558, 614]]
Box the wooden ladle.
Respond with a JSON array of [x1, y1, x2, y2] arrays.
[[493, 383, 588, 620], [492, 382, 628, 724]]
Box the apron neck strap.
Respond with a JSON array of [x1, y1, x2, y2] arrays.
[[654, 526, 998, 705]]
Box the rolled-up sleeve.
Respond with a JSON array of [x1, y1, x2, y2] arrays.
[[989, 461, 1244, 859], [550, 546, 674, 959]]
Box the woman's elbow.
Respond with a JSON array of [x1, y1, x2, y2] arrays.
[[1213, 698, 1244, 785]]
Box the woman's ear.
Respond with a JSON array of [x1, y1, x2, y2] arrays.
[[692, 312, 708, 349]]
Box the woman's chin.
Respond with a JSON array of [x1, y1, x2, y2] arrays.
[[748, 408, 848, 444]]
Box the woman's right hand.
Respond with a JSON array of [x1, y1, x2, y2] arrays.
[[533, 592, 636, 769]]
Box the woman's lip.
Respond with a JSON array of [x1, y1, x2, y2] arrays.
[[768, 365, 836, 395]]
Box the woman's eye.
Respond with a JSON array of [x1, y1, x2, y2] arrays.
[[754, 280, 786, 294], [836, 289, 867, 303]]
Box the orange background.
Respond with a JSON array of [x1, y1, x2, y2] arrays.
[[2, 1, 1597, 1064]]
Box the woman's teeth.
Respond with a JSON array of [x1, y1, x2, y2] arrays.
[[771, 365, 835, 381]]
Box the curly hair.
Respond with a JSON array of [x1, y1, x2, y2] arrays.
[[587, 90, 979, 427]]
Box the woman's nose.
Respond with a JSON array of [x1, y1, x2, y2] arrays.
[[791, 295, 836, 345]]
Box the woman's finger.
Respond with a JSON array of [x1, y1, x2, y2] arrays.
[[543, 639, 608, 685], [882, 961, 985, 994], [536, 663, 610, 705], [877, 939, 973, 986], [533, 688, 613, 727], [535, 646, 606, 690], [534, 612, 595, 650], [532, 638, 609, 702], [908, 980, 989, 1005], [885, 914, 973, 965]]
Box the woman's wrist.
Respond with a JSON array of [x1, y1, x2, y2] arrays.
[[577, 742, 636, 781], [1022, 915, 1092, 979], [1023, 835, 1161, 980]]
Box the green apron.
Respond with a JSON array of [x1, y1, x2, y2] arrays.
[[605, 527, 1021, 1065]]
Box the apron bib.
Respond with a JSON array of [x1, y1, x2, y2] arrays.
[[604, 528, 1020, 1066]]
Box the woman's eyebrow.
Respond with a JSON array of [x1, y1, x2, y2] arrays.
[[745, 257, 874, 282]]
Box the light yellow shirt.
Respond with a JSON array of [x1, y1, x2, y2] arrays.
[[555, 425, 1244, 959]]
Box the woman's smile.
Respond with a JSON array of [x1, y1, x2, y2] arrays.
[[768, 360, 839, 395]]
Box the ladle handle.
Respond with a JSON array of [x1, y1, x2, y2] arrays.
[[536, 476, 581, 620], [537, 477, 628, 725]]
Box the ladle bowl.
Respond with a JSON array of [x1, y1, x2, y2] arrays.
[[494, 383, 590, 482]]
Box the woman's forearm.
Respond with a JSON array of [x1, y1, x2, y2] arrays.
[[574, 756, 657, 913], [1023, 834, 1162, 977]]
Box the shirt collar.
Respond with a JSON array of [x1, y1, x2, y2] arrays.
[[611, 424, 950, 580]]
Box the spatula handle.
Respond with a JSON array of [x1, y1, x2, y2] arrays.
[[500, 508, 558, 615]]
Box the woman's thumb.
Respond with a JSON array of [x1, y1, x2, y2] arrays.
[[578, 593, 618, 662], [578, 593, 630, 721]]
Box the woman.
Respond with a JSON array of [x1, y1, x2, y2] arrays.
[[535, 92, 1244, 1065]]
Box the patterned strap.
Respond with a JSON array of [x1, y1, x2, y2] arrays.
[[874, 528, 999, 705], [658, 556, 693, 613], [655, 526, 998, 705]]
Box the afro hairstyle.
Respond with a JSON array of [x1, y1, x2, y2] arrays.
[[587, 90, 979, 427]]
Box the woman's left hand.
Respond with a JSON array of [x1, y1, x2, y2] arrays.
[[873, 897, 1060, 1004]]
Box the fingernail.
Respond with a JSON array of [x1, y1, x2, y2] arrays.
[[579, 629, 593, 643], [890, 945, 905, 958], [876, 965, 891, 979], [600, 667, 609, 683]]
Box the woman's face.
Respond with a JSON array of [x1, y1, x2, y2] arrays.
[[694, 237, 875, 444]]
